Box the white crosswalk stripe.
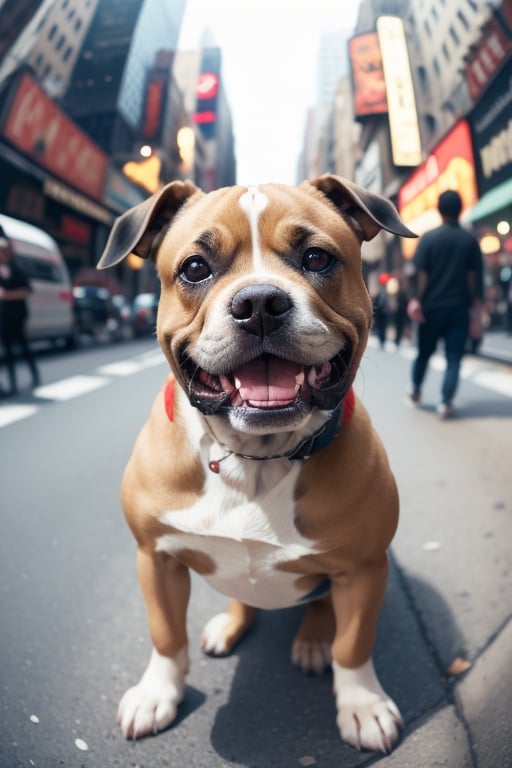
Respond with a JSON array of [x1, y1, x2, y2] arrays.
[[0, 349, 166, 428], [34, 375, 110, 401], [0, 404, 39, 429]]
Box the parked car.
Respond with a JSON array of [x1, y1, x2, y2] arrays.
[[111, 293, 134, 341], [0, 213, 79, 348], [73, 285, 125, 342], [132, 292, 158, 337]]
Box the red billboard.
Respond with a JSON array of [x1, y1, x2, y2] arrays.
[[1, 72, 108, 201], [348, 33, 388, 117]]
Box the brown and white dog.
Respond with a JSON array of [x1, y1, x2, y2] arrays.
[[98, 175, 415, 753]]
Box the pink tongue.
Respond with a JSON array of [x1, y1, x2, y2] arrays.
[[233, 358, 302, 406]]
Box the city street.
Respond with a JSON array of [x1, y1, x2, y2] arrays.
[[0, 336, 510, 768]]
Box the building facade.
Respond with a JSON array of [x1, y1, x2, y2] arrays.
[[309, 0, 511, 319], [0, 0, 189, 293]]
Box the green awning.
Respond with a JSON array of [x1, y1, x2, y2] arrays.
[[466, 177, 512, 223]]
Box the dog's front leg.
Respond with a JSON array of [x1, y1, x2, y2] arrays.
[[117, 547, 191, 739], [330, 556, 403, 753]]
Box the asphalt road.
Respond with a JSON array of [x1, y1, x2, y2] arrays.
[[0, 336, 510, 768]]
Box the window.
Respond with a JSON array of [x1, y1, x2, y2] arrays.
[[56, 34, 65, 52], [13, 254, 63, 283], [417, 65, 428, 89], [63, 45, 73, 62], [442, 42, 450, 62], [449, 25, 460, 45], [457, 10, 469, 30], [425, 114, 437, 135], [48, 24, 57, 41], [424, 19, 431, 37], [433, 58, 440, 77]]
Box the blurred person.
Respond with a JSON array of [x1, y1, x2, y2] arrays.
[[0, 226, 40, 396], [386, 276, 409, 346], [405, 190, 483, 419], [372, 272, 389, 347]]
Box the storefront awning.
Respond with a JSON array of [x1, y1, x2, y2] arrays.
[[464, 177, 512, 223]]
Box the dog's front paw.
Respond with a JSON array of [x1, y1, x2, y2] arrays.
[[333, 659, 403, 753], [202, 612, 234, 655], [201, 604, 257, 655], [117, 647, 188, 739]]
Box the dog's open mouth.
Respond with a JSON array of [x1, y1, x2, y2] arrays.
[[183, 347, 352, 415]]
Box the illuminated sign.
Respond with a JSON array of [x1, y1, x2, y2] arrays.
[[398, 120, 478, 257], [194, 51, 221, 140], [193, 111, 216, 125], [348, 33, 388, 117], [196, 73, 219, 99], [377, 16, 421, 167]]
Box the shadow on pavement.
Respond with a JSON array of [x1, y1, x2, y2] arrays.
[[208, 559, 465, 767]]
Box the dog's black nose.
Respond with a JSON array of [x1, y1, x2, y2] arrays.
[[230, 284, 292, 337]]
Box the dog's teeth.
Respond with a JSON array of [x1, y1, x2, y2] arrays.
[[295, 370, 305, 389], [234, 376, 242, 390], [307, 362, 331, 389], [307, 367, 318, 387], [219, 374, 235, 393]]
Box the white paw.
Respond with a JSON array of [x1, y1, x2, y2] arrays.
[[201, 612, 232, 655], [291, 638, 332, 674], [117, 647, 188, 739], [333, 659, 403, 753]]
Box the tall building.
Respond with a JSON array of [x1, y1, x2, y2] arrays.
[[0, 0, 189, 290], [298, 26, 353, 182], [61, 0, 186, 156], [408, 0, 492, 152], [316, 30, 349, 109], [0, 0, 46, 65]]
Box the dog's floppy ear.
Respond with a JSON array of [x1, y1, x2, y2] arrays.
[[306, 174, 417, 242], [98, 180, 201, 269]]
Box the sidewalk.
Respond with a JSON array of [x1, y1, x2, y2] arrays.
[[477, 329, 512, 365], [361, 341, 512, 768]]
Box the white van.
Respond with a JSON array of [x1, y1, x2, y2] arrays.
[[0, 213, 78, 348]]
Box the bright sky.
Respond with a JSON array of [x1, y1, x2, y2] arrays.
[[178, 0, 360, 186]]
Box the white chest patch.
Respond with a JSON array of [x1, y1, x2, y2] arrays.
[[156, 458, 328, 610], [238, 186, 269, 273]]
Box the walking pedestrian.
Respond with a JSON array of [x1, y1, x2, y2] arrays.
[[372, 272, 390, 348], [0, 226, 40, 396], [405, 190, 483, 419]]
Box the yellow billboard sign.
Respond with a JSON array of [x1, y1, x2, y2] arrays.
[[377, 16, 422, 167]]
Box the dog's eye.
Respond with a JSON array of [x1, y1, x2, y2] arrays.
[[180, 256, 212, 283], [302, 248, 334, 273]]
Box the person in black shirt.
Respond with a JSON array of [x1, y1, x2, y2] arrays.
[[0, 227, 40, 396], [406, 190, 483, 419]]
